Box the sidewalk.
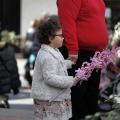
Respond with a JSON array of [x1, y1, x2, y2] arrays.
[[0, 108, 34, 120]]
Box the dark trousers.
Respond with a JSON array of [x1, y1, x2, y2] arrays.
[[59, 47, 101, 120]]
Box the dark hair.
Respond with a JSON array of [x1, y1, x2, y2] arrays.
[[36, 19, 61, 44]]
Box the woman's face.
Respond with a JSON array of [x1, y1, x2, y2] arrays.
[[49, 29, 64, 49]]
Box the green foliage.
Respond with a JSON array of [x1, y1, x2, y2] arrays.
[[107, 22, 120, 49], [107, 103, 120, 120], [82, 102, 120, 120], [1, 30, 20, 47], [84, 112, 101, 120], [113, 22, 120, 41]]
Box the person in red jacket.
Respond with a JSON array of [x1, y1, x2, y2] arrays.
[[57, 0, 109, 120]]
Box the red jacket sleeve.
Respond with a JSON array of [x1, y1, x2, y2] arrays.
[[57, 0, 81, 55]]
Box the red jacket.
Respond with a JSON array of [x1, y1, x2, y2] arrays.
[[57, 0, 108, 55]]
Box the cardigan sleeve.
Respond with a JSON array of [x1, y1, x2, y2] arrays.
[[57, 0, 81, 55], [65, 60, 73, 69], [41, 56, 74, 88]]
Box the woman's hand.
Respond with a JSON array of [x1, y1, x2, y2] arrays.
[[71, 61, 75, 65], [68, 54, 78, 63], [73, 77, 79, 86]]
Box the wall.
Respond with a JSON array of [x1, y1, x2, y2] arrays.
[[21, 0, 57, 37]]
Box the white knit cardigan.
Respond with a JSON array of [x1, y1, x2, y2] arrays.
[[31, 44, 74, 101]]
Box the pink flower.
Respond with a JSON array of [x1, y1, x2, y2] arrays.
[[75, 47, 120, 82]]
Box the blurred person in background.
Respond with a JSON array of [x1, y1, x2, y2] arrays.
[[0, 41, 21, 107], [41, 11, 51, 23], [23, 19, 40, 87], [24, 19, 40, 58], [57, 0, 109, 120]]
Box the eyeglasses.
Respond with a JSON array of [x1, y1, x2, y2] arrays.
[[54, 34, 64, 39]]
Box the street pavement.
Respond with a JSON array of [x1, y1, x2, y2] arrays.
[[0, 108, 34, 120], [8, 89, 33, 110]]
